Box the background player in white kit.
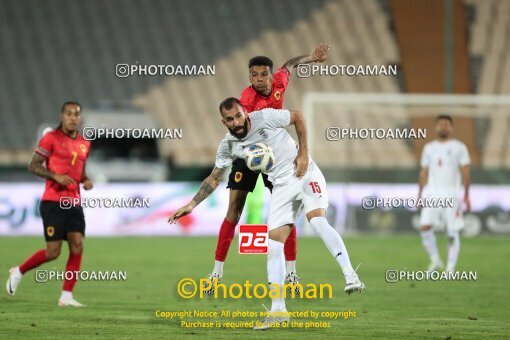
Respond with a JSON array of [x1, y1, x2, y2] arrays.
[[168, 97, 365, 330], [418, 115, 471, 273]]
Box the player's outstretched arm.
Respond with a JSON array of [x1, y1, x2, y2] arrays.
[[289, 110, 309, 178], [283, 43, 330, 72], [28, 152, 75, 186], [168, 166, 226, 224]]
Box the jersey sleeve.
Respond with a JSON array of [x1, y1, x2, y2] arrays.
[[35, 133, 54, 158], [260, 108, 291, 129], [214, 138, 233, 169], [273, 67, 291, 89], [420, 144, 430, 168], [239, 87, 255, 112], [458, 143, 471, 166]]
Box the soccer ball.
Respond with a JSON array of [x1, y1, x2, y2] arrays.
[[245, 143, 275, 173]]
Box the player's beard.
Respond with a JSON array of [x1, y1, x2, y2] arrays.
[[438, 130, 450, 139], [229, 118, 249, 139]]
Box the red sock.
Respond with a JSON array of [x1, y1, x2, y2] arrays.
[[284, 226, 297, 261], [62, 252, 82, 292], [215, 218, 236, 262], [19, 249, 48, 274]]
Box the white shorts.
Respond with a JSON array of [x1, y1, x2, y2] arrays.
[[267, 161, 329, 231], [419, 197, 464, 233]]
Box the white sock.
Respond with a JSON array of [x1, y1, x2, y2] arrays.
[[420, 229, 440, 262], [285, 260, 296, 275], [309, 217, 355, 280], [14, 267, 22, 276], [213, 260, 224, 276], [267, 239, 286, 312], [446, 232, 460, 271], [60, 290, 73, 301]]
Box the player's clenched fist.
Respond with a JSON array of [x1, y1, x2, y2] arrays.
[[168, 203, 194, 224]]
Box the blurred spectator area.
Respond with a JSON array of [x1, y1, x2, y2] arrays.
[[0, 0, 509, 171], [0, 0, 399, 167]]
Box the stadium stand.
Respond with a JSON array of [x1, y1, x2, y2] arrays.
[[0, 0, 401, 168], [0, 0, 329, 152], [465, 0, 510, 168], [1, 0, 509, 170], [467, 0, 510, 94]]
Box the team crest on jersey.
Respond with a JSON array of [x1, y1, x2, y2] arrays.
[[80, 144, 87, 154], [258, 129, 268, 139], [273, 90, 281, 101], [234, 172, 243, 182], [47, 226, 55, 237]]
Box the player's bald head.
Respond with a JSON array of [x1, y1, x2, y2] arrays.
[[219, 97, 243, 117]]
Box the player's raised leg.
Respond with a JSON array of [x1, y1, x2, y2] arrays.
[[6, 240, 62, 296], [304, 162, 365, 294], [58, 231, 85, 307], [307, 211, 364, 294]]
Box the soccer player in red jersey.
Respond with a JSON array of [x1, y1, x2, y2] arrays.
[[6, 102, 92, 307], [204, 44, 329, 291]]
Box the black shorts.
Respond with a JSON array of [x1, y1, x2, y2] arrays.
[[227, 158, 273, 192], [40, 201, 86, 242]]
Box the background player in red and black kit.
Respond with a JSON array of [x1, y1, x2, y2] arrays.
[[6, 102, 92, 307], [206, 44, 329, 290]]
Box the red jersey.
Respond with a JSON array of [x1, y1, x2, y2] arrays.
[[239, 67, 291, 112], [35, 129, 91, 202]]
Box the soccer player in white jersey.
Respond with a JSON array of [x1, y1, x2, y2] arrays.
[[418, 115, 471, 273], [168, 97, 365, 330]]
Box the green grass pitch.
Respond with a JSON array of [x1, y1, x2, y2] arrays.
[[1, 235, 509, 339]]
